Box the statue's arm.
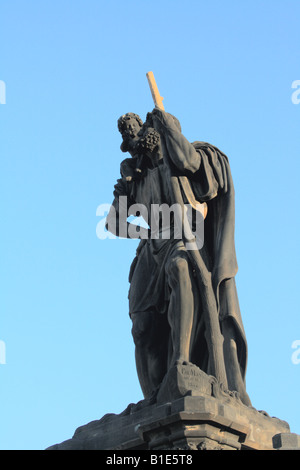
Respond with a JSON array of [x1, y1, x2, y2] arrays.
[[152, 109, 200, 173], [105, 178, 148, 239]]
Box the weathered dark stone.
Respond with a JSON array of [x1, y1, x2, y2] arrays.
[[106, 107, 252, 407], [47, 391, 292, 451], [272, 432, 300, 450], [47, 363, 296, 451]]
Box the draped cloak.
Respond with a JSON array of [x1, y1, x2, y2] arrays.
[[113, 111, 248, 382]]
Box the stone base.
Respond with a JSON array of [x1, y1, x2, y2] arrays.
[[47, 364, 299, 451]]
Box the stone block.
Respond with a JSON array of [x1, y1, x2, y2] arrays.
[[272, 432, 300, 450]]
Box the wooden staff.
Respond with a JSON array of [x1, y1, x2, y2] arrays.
[[146, 72, 165, 111]]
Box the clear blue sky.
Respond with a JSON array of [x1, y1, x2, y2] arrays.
[[1, 0, 300, 450]]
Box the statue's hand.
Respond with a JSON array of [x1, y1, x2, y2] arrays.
[[151, 107, 164, 117], [151, 107, 168, 130]]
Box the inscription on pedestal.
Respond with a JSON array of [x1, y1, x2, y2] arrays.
[[156, 363, 213, 405], [179, 365, 212, 394]]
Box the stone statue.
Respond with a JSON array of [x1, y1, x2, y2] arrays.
[[47, 78, 300, 451], [106, 70, 252, 408], [106, 105, 251, 408]]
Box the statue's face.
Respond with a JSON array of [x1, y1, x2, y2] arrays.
[[121, 117, 141, 140]]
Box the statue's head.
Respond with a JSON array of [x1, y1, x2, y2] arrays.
[[117, 113, 143, 139], [117, 113, 143, 154]]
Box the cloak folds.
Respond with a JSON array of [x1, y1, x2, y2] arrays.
[[189, 141, 247, 380]]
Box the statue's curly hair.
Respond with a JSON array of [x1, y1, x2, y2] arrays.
[[117, 113, 143, 134]]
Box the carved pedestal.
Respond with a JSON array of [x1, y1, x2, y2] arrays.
[[47, 364, 300, 451]]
